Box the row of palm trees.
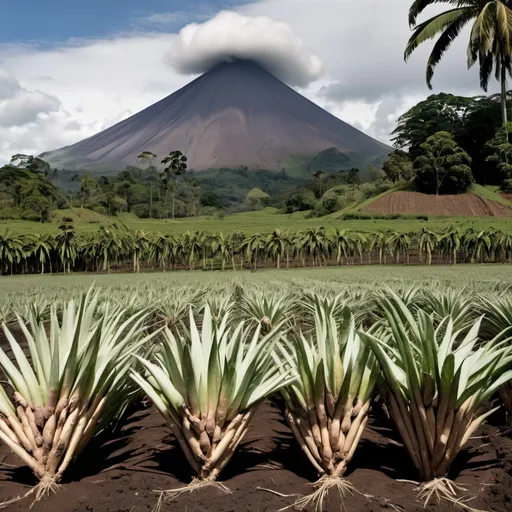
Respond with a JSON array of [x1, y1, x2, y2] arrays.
[[0, 225, 511, 275]]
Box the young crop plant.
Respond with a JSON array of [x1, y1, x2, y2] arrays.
[[360, 291, 512, 505], [238, 289, 296, 331], [277, 304, 380, 509], [131, 305, 294, 504], [0, 289, 156, 505], [478, 295, 512, 417]]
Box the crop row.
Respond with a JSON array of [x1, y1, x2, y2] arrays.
[[1, 225, 512, 275], [0, 287, 511, 509]]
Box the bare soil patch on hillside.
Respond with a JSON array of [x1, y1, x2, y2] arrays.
[[363, 191, 512, 217], [0, 400, 511, 512]]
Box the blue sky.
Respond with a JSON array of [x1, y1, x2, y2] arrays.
[[1, 0, 248, 43]]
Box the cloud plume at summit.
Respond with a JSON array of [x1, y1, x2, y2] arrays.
[[166, 11, 323, 87]]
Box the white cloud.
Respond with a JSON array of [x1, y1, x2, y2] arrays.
[[0, 69, 61, 139], [167, 10, 323, 87], [0, 0, 503, 164]]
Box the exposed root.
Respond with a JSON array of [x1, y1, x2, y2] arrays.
[[152, 478, 231, 512], [414, 478, 485, 511], [285, 475, 369, 512], [33, 476, 61, 504], [0, 487, 36, 510], [0, 476, 60, 510]]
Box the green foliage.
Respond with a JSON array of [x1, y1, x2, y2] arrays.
[[382, 150, 414, 183], [0, 155, 59, 222], [500, 178, 512, 192], [392, 94, 474, 157], [246, 187, 270, 210], [486, 122, 512, 181], [0, 224, 510, 276], [405, 0, 512, 127], [285, 188, 317, 213], [414, 132, 473, 195]]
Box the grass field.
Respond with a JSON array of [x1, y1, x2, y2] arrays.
[[1, 206, 511, 236], [1, 265, 510, 295]]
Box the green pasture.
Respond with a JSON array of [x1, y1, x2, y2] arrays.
[[0, 207, 510, 236]]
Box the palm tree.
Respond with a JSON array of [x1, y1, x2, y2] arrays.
[[216, 232, 233, 271], [0, 229, 22, 275], [54, 224, 78, 273], [301, 227, 328, 267], [241, 233, 265, 270], [440, 227, 462, 264], [30, 233, 54, 273], [405, 0, 512, 125], [183, 231, 202, 270], [93, 226, 126, 272], [331, 228, 353, 265], [418, 228, 439, 265], [464, 228, 492, 263], [265, 229, 287, 269], [125, 228, 149, 272]]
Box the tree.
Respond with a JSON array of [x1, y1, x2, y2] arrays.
[[54, 224, 77, 273], [486, 122, 512, 183], [22, 193, 52, 223], [312, 171, 327, 198], [80, 174, 96, 208], [405, 0, 512, 126], [10, 154, 51, 177], [0, 229, 22, 275], [247, 187, 270, 210], [265, 229, 287, 269], [161, 150, 187, 219], [382, 150, 415, 183], [392, 94, 474, 157], [285, 188, 316, 213], [467, 1, 512, 125], [137, 151, 158, 219], [30, 233, 53, 274], [414, 132, 473, 195]]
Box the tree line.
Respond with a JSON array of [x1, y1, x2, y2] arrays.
[[0, 225, 511, 275]]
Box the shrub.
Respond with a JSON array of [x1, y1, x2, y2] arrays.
[[359, 182, 378, 199], [500, 178, 512, 193]]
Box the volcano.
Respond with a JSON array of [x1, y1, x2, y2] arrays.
[[42, 60, 389, 172]]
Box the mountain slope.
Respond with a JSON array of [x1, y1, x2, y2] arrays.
[[42, 60, 390, 172]]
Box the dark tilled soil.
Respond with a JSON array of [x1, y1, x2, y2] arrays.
[[0, 401, 511, 512]]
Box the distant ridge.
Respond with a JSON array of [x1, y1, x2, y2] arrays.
[[42, 60, 390, 172]]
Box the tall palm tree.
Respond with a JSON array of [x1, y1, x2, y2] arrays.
[[265, 229, 287, 269], [0, 229, 22, 275], [440, 227, 462, 264], [30, 233, 54, 274], [301, 227, 328, 267], [405, 0, 512, 124], [54, 224, 78, 273], [331, 228, 353, 265], [418, 228, 439, 265], [94, 226, 126, 272], [240, 233, 266, 270]]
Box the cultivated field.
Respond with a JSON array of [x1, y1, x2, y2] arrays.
[[363, 191, 512, 217], [0, 266, 511, 511], [1, 206, 512, 236]]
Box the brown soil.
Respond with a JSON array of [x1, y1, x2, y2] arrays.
[[0, 400, 511, 512], [363, 191, 512, 217]]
